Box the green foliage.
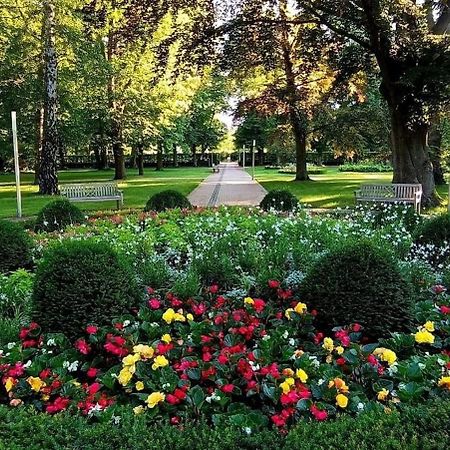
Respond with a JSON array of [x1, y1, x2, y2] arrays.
[[0, 269, 34, 320], [300, 240, 415, 338], [0, 220, 33, 273], [0, 318, 20, 346], [144, 190, 191, 212], [413, 213, 450, 247], [260, 190, 299, 212], [339, 161, 392, 172], [171, 270, 202, 299], [35, 199, 85, 232], [137, 257, 172, 290], [33, 240, 141, 339]]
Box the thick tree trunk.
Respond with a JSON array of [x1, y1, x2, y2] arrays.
[[172, 143, 178, 167], [137, 142, 144, 175], [38, 0, 59, 195], [33, 107, 44, 185], [389, 106, 436, 205], [192, 144, 197, 167], [429, 119, 445, 185], [156, 141, 163, 171], [111, 119, 125, 179], [291, 115, 309, 181]]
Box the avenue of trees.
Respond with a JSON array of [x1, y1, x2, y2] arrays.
[[1, 1, 449, 205]]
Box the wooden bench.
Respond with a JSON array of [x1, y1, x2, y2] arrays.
[[355, 183, 422, 214], [60, 182, 123, 209], [212, 165, 220, 173]]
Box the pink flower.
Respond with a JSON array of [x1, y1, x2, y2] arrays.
[[440, 305, 450, 314], [87, 367, 99, 378], [86, 325, 98, 335], [148, 298, 161, 309], [46, 397, 70, 414], [209, 284, 219, 294], [310, 404, 328, 421], [433, 284, 446, 294], [268, 280, 280, 289], [253, 298, 266, 313], [87, 382, 101, 395], [75, 339, 91, 355], [221, 384, 234, 394]]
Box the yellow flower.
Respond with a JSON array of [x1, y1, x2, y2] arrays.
[[296, 368, 308, 383], [162, 308, 176, 324], [335, 346, 344, 355], [133, 405, 145, 415], [438, 376, 450, 389], [135, 381, 145, 391], [161, 334, 172, 344], [322, 337, 334, 352], [41, 394, 50, 402], [377, 388, 389, 401], [415, 329, 435, 344], [118, 367, 133, 386], [244, 297, 254, 305], [174, 311, 186, 322], [133, 344, 154, 359], [373, 348, 397, 366], [152, 355, 169, 370], [294, 302, 307, 314], [336, 393, 348, 408], [285, 308, 294, 320], [122, 353, 141, 367], [279, 377, 295, 394], [424, 321, 435, 332], [186, 313, 194, 321], [5, 377, 15, 393], [27, 376, 46, 393], [146, 392, 165, 408]]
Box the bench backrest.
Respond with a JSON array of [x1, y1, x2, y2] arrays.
[[359, 183, 422, 199], [60, 182, 120, 199]]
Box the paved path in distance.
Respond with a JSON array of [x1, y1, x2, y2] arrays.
[[188, 162, 267, 207]]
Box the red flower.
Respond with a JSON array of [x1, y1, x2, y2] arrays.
[[209, 284, 219, 294], [271, 414, 286, 427], [268, 280, 280, 289], [87, 382, 101, 395], [87, 367, 99, 378], [253, 299, 266, 313], [170, 416, 181, 425], [433, 284, 446, 294], [114, 323, 124, 330], [46, 397, 70, 414], [217, 354, 228, 364], [310, 404, 328, 421], [221, 384, 234, 394], [39, 369, 52, 379], [352, 323, 362, 332], [440, 305, 450, 314], [174, 388, 186, 400], [336, 357, 346, 366], [86, 325, 98, 335], [148, 298, 161, 309], [75, 339, 91, 355], [192, 303, 207, 315], [314, 332, 324, 344], [166, 394, 180, 405]]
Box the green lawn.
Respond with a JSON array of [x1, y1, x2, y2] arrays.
[[0, 167, 210, 218], [251, 166, 449, 210]]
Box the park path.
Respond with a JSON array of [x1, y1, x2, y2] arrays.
[[188, 162, 267, 207]]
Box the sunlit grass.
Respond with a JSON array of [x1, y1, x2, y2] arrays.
[[0, 167, 210, 218]]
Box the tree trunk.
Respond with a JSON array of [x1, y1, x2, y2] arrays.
[[34, 107, 44, 185], [111, 118, 125, 179], [429, 119, 445, 185], [389, 106, 436, 205], [192, 144, 197, 167], [130, 146, 137, 169], [291, 114, 308, 181], [172, 143, 178, 167], [156, 141, 163, 171], [137, 142, 144, 175], [39, 0, 59, 195]]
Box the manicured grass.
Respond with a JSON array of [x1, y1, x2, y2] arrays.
[[252, 166, 449, 211], [0, 167, 210, 218]]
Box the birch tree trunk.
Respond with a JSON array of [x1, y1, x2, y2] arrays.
[[38, 0, 59, 195]]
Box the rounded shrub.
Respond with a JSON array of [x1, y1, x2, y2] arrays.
[[0, 220, 33, 273], [299, 241, 414, 338], [144, 190, 191, 212], [260, 190, 298, 212], [413, 213, 450, 246], [35, 199, 85, 232], [33, 240, 141, 339]]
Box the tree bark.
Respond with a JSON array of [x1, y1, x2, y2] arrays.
[[291, 116, 308, 181], [33, 107, 44, 185], [429, 119, 445, 185], [172, 143, 178, 167], [191, 144, 197, 167], [137, 142, 144, 175], [156, 141, 163, 171], [38, 0, 59, 195]]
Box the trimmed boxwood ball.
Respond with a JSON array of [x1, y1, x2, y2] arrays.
[[0, 220, 33, 273], [144, 190, 191, 212], [260, 190, 298, 212], [35, 199, 85, 232], [299, 241, 414, 338], [33, 240, 141, 339], [413, 213, 450, 246]]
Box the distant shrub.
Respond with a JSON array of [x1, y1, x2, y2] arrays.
[[33, 240, 141, 339], [0, 220, 33, 273], [144, 190, 191, 212], [300, 240, 414, 338], [278, 164, 326, 175], [260, 190, 299, 212], [339, 161, 392, 173], [35, 199, 85, 232]]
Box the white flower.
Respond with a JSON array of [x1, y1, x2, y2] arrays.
[[46, 339, 56, 346], [262, 335, 271, 341], [23, 360, 32, 369], [111, 415, 121, 425], [7, 342, 15, 350], [67, 361, 79, 372], [288, 338, 295, 346], [282, 331, 289, 339], [123, 320, 131, 327], [357, 402, 365, 411], [244, 427, 252, 435]]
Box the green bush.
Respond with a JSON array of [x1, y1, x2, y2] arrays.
[[413, 213, 450, 247], [260, 190, 299, 212], [0, 318, 21, 346], [144, 190, 191, 212], [33, 240, 141, 339], [339, 161, 392, 172], [300, 240, 414, 338], [35, 199, 85, 232], [0, 269, 34, 320], [0, 220, 33, 274]]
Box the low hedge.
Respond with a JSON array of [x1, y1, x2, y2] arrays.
[[1, 400, 450, 450]]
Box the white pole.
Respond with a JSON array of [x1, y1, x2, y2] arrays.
[[252, 139, 256, 180], [11, 112, 22, 218], [242, 145, 246, 170]]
